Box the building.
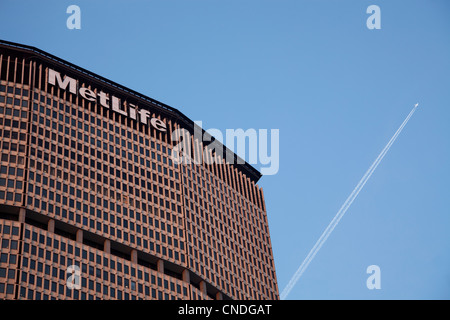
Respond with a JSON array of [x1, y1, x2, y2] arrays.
[[0, 40, 279, 300]]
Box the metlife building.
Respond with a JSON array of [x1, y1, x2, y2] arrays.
[[0, 40, 279, 300]]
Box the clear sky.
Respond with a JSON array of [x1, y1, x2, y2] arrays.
[[1, 0, 449, 299]]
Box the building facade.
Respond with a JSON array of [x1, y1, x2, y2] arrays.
[[0, 40, 278, 300]]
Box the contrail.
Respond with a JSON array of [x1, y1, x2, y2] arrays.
[[280, 103, 419, 300]]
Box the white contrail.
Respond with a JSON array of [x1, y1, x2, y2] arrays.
[[280, 103, 419, 300]]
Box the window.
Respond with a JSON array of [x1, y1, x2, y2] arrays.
[[8, 269, 15, 279], [6, 284, 14, 294]]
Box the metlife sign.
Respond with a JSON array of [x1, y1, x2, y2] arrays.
[[47, 68, 167, 132]]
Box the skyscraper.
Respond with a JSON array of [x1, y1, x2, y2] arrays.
[[0, 40, 278, 300]]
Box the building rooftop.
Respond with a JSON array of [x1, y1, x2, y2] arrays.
[[0, 39, 262, 183]]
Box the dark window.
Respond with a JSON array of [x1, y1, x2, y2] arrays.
[[0, 254, 7, 263], [8, 269, 15, 279], [6, 284, 14, 294]]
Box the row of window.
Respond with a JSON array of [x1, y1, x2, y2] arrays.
[[0, 95, 29, 107], [0, 132, 27, 147], [0, 105, 28, 117], [0, 192, 21, 202], [0, 283, 14, 296], [1, 238, 19, 250], [0, 253, 17, 264], [0, 166, 24, 176], [0, 84, 29, 96], [0, 224, 20, 236], [18, 286, 181, 300], [0, 117, 28, 130], [0, 267, 15, 279]]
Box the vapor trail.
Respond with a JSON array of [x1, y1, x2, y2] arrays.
[[280, 103, 419, 300]]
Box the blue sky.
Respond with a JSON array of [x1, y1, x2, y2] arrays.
[[1, 0, 449, 299]]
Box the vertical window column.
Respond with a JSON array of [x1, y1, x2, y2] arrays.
[[131, 249, 137, 264], [157, 259, 164, 274], [76, 229, 83, 243], [104, 239, 110, 254], [47, 219, 55, 233]]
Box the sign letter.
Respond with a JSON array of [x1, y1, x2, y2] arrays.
[[48, 69, 77, 94]]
